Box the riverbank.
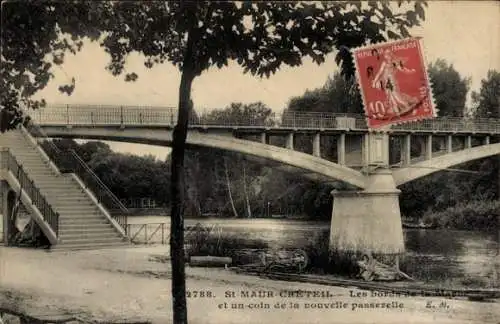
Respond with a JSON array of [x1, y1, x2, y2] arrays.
[[422, 200, 499, 231], [1, 246, 499, 323], [125, 216, 499, 289]]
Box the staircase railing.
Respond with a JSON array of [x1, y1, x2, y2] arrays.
[[2, 148, 59, 235], [23, 122, 129, 232], [67, 149, 128, 230]]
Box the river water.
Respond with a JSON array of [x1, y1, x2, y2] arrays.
[[128, 216, 499, 288], [2, 213, 497, 288]]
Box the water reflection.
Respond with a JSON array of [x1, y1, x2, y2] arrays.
[[403, 229, 499, 287]]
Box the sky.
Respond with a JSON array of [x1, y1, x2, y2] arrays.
[[33, 1, 500, 159]]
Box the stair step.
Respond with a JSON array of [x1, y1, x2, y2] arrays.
[[3, 141, 30, 145], [60, 228, 119, 235], [16, 157, 50, 161], [60, 220, 110, 226], [21, 168, 55, 174], [34, 180, 71, 184], [52, 203, 94, 208], [59, 237, 124, 244], [8, 154, 41, 160], [52, 203, 94, 209], [37, 186, 85, 191], [59, 216, 106, 222], [16, 158, 50, 163], [12, 156, 46, 161], [59, 231, 122, 239], [35, 177, 73, 182], [59, 223, 117, 230], [50, 192, 90, 197], [55, 196, 97, 202], [21, 171, 57, 178], [11, 159, 46, 165], [20, 165, 52, 170], [36, 184, 79, 189], [55, 206, 99, 211], [19, 169, 51, 174], [59, 213, 107, 219], [52, 201, 95, 207], [58, 215, 105, 220], [13, 153, 44, 157], [57, 203, 100, 209], [59, 223, 112, 229], [50, 192, 91, 197], [52, 200, 93, 205], [52, 197, 92, 201], [50, 241, 129, 251], [14, 155, 45, 158], [2, 141, 30, 145], [59, 235, 123, 242], [59, 211, 104, 217], [52, 203, 95, 210]]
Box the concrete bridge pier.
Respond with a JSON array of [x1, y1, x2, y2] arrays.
[[313, 133, 321, 157], [329, 168, 404, 256], [400, 135, 411, 166], [330, 132, 404, 261]]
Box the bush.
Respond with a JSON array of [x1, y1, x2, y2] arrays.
[[422, 200, 499, 231], [185, 227, 269, 265], [186, 227, 404, 278]]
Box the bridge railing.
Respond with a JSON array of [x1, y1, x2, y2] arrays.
[[390, 117, 500, 133], [24, 121, 130, 232], [1, 148, 60, 236], [28, 104, 500, 134]]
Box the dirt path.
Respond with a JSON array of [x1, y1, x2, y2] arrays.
[[0, 246, 498, 324]]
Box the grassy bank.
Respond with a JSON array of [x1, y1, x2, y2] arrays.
[[186, 230, 390, 278], [422, 200, 499, 231], [185, 228, 497, 289]]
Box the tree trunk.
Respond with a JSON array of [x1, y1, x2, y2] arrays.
[[170, 14, 197, 324], [242, 160, 252, 218], [224, 158, 238, 218]]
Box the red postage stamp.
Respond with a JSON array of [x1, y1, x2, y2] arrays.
[[353, 38, 436, 129]]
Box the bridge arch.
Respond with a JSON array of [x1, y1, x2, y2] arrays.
[[39, 125, 368, 189], [393, 143, 500, 186]]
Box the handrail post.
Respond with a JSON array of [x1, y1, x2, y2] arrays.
[[66, 104, 70, 125], [120, 106, 124, 126]]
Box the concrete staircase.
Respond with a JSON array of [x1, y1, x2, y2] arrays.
[[0, 129, 128, 250]]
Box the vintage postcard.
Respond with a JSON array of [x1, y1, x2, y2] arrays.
[[0, 1, 499, 324]]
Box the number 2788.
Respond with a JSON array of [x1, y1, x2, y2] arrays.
[[186, 290, 214, 298]]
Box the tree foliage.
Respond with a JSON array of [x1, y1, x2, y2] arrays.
[[427, 59, 471, 117], [199, 101, 274, 126], [1, 1, 103, 110], [89, 153, 171, 206], [472, 70, 500, 118], [287, 72, 363, 114], [95, 1, 427, 81]]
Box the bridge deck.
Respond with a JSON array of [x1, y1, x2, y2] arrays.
[[25, 105, 500, 135]]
